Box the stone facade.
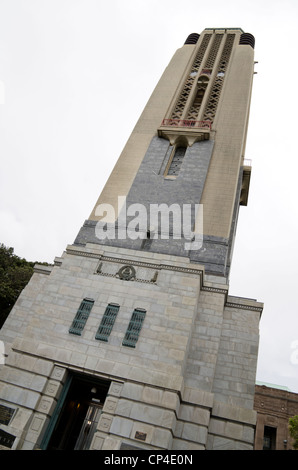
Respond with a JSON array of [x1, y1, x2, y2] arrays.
[[75, 136, 244, 277], [0, 243, 262, 450], [0, 28, 263, 450]]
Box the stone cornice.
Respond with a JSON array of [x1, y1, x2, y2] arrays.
[[33, 264, 53, 275], [225, 301, 263, 313], [65, 247, 204, 276]]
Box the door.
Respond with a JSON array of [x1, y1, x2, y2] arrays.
[[74, 400, 102, 450], [43, 374, 110, 450]]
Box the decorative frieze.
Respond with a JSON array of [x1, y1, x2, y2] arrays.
[[66, 246, 204, 278], [225, 302, 263, 313], [95, 261, 158, 284], [65, 246, 263, 313]]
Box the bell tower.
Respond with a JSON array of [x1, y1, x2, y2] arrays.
[[75, 28, 255, 277], [0, 29, 263, 451]]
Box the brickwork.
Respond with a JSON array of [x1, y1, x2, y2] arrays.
[[254, 384, 298, 450]]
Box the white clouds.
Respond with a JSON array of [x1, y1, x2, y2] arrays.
[[0, 0, 297, 391]]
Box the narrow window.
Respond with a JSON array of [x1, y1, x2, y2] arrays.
[[122, 308, 146, 348], [95, 303, 120, 342], [166, 146, 186, 177], [69, 298, 94, 336]]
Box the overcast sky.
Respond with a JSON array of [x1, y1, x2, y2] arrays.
[[0, 0, 297, 392]]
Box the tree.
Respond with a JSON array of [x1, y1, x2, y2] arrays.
[[0, 243, 35, 328], [289, 415, 298, 450]]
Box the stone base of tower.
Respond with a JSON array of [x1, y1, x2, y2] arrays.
[[0, 244, 262, 450]]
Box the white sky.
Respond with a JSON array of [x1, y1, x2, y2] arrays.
[[0, 0, 297, 392]]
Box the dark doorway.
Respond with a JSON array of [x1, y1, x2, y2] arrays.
[[263, 426, 277, 450], [45, 374, 110, 450]]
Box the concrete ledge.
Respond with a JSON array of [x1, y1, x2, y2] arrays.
[[33, 264, 53, 275]]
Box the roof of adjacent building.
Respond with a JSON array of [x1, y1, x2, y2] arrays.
[[256, 381, 292, 392]]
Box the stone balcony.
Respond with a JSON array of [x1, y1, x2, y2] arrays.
[[157, 119, 211, 146]]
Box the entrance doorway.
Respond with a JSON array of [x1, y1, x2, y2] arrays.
[[43, 374, 110, 450]]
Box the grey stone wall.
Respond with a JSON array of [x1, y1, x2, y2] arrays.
[[125, 136, 214, 209], [0, 244, 261, 449], [74, 136, 245, 277]]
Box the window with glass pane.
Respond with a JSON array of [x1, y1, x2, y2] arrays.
[[95, 303, 120, 342], [69, 299, 94, 335], [122, 308, 146, 348]]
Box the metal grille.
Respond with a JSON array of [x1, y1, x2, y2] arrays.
[[122, 308, 146, 348], [95, 303, 119, 341], [69, 299, 94, 335]]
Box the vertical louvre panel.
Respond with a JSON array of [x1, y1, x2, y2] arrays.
[[202, 34, 235, 125], [122, 308, 146, 348], [69, 299, 94, 335], [95, 303, 120, 341], [170, 33, 211, 120]]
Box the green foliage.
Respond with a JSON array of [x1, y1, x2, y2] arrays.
[[289, 415, 298, 450], [0, 243, 35, 328]]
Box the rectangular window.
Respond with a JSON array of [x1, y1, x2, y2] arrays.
[[69, 298, 94, 336], [95, 303, 120, 342], [263, 426, 276, 450], [122, 308, 146, 348]]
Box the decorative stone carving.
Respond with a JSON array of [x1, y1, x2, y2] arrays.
[[117, 265, 136, 281]]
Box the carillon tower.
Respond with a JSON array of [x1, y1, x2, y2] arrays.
[[0, 28, 263, 451], [76, 28, 254, 277]]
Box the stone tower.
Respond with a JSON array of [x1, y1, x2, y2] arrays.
[[0, 28, 263, 451]]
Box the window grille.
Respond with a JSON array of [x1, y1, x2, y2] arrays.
[[69, 298, 94, 335], [95, 303, 120, 341], [122, 308, 146, 348]]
